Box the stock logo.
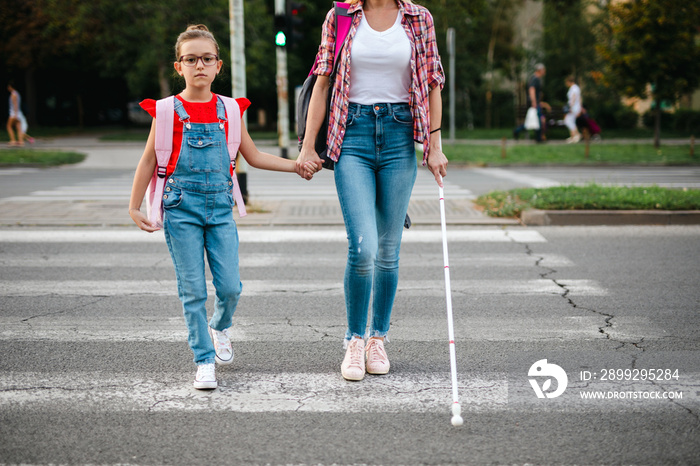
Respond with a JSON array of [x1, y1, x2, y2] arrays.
[[528, 359, 568, 398]]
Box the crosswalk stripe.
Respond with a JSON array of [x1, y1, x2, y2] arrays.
[[0, 279, 606, 297], [1, 169, 474, 202], [0, 372, 508, 413], [0, 315, 618, 342], [0, 252, 573, 268], [0, 228, 547, 243], [1, 372, 693, 412]]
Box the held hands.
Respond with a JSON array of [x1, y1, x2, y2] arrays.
[[129, 208, 160, 233], [296, 146, 324, 181], [295, 159, 319, 180]]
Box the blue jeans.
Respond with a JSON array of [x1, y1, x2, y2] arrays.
[[162, 100, 242, 366], [335, 102, 417, 342]]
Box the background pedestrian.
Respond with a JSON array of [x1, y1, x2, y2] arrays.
[[513, 63, 546, 142], [564, 75, 582, 143], [6, 82, 33, 146]]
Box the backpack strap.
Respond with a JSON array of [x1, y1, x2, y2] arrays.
[[147, 96, 175, 227], [333, 2, 351, 65], [308, 2, 351, 76], [218, 95, 247, 218]]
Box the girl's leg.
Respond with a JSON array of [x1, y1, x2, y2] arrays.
[[205, 193, 243, 332], [163, 192, 215, 366], [370, 104, 416, 339], [335, 107, 379, 342]]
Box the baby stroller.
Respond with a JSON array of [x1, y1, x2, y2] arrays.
[[576, 109, 602, 141]]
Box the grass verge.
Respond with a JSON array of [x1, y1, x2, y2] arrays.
[[475, 184, 700, 218], [0, 149, 86, 167], [444, 143, 699, 166]]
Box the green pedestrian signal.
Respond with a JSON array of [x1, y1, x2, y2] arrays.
[[274, 14, 287, 47], [275, 30, 287, 47]]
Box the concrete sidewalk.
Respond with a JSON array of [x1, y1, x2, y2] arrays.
[[2, 135, 698, 227], [0, 136, 516, 227]]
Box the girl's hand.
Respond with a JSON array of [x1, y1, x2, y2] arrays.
[[129, 208, 160, 232], [294, 160, 315, 180], [296, 146, 324, 177], [303, 161, 319, 180], [427, 147, 448, 187]]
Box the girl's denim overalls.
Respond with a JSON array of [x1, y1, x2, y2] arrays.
[[162, 97, 242, 366]]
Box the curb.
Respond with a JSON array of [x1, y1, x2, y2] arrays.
[[521, 209, 700, 226]]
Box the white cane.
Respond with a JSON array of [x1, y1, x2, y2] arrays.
[[438, 167, 463, 426]]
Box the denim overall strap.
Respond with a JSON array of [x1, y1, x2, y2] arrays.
[[217, 95, 246, 217], [215, 98, 226, 122], [173, 98, 191, 128]]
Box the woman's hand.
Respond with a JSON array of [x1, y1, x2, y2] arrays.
[[295, 159, 319, 180], [129, 208, 160, 232], [427, 146, 448, 187], [296, 145, 324, 180]]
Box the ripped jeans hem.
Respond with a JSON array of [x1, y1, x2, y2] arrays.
[[343, 331, 390, 348]]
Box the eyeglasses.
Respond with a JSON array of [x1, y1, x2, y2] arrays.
[[178, 54, 219, 67]]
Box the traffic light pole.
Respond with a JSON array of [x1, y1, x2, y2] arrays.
[[275, 0, 290, 159], [229, 0, 248, 200]]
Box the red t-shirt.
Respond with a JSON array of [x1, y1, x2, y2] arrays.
[[140, 94, 251, 176]]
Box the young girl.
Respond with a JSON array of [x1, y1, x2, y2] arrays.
[[129, 24, 315, 390]]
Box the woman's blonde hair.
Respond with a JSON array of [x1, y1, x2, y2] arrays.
[[174, 24, 220, 59]]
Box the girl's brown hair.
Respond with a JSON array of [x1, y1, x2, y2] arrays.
[[174, 24, 220, 59]]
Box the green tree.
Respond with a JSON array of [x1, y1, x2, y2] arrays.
[[597, 0, 700, 147]]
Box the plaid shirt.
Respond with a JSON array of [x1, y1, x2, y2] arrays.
[[314, 0, 445, 164]]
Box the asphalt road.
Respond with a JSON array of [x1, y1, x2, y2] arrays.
[[1, 152, 699, 464], [0, 225, 698, 464]]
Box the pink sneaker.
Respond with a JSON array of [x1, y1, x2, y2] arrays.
[[341, 338, 366, 381], [365, 337, 390, 375]]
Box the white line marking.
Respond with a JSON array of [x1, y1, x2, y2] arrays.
[[477, 167, 561, 188], [0, 372, 508, 413], [0, 315, 614, 342], [0, 279, 606, 297], [0, 229, 547, 243], [0, 252, 573, 268]]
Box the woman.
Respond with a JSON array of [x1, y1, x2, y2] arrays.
[[296, 0, 447, 381], [564, 75, 582, 143], [6, 82, 32, 146]]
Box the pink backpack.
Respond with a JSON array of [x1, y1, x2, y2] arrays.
[[146, 95, 247, 227]]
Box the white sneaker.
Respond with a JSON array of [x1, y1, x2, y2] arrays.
[[341, 338, 366, 381], [193, 363, 217, 390], [365, 337, 390, 375], [209, 326, 234, 365]]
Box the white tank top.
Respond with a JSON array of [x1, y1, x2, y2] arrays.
[[348, 11, 411, 105]]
